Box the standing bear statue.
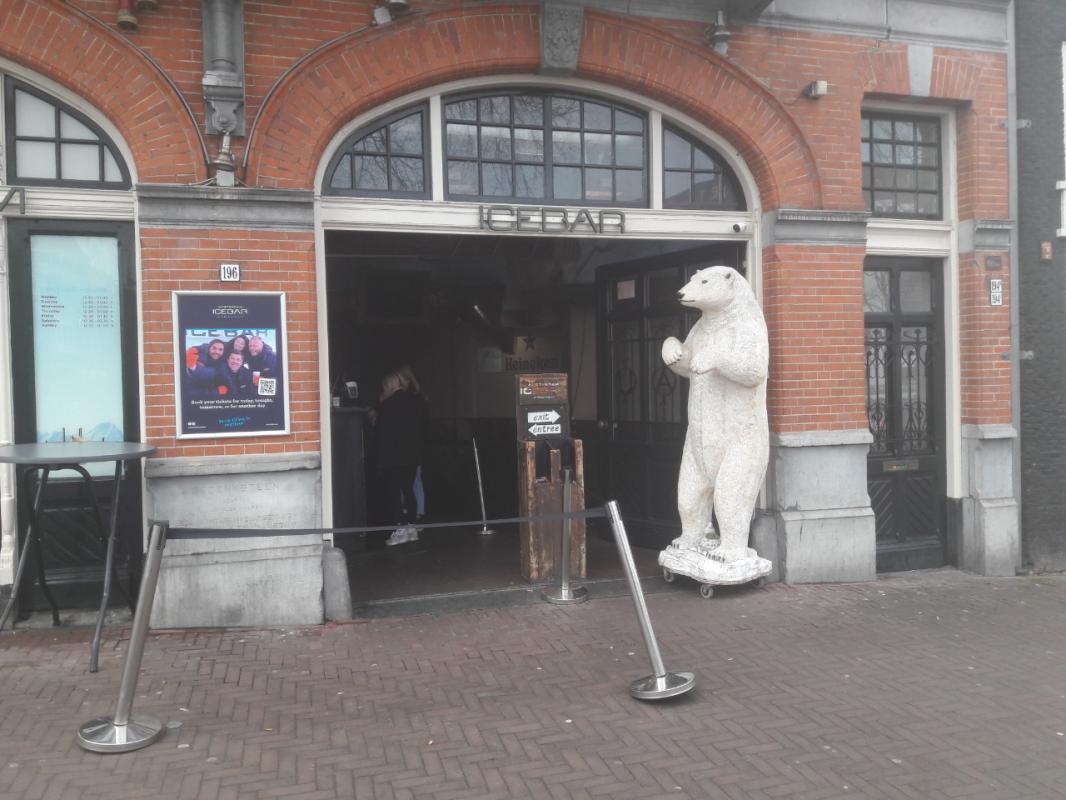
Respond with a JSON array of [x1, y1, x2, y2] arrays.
[[658, 265, 773, 596]]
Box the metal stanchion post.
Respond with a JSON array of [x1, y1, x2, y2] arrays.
[[77, 521, 169, 753], [542, 467, 588, 604], [472, 437, 494, 536], [605, 501, 694, 701]]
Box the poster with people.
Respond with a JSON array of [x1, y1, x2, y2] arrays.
[[173, 292, 289, 437]]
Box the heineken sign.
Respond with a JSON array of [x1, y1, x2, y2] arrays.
[[479, 205, 625, 234]]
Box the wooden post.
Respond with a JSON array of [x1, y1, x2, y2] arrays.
[[518, 439, 586, 582]]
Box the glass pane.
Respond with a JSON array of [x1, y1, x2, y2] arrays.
[[585, 168, 612, 201], [917, 193, 939, 216], [353, 155, 387, 190], [647, 317, 683, 424], [31, 235, 124, 464], [513, 96, 543, 126], [615, 134, 643, 167], [480, 126, 512, 160], [917, 146, 938, 167], [15, 89, 55, 137], [388, 114, 422, 155], [873, 143, 893, 164], [482, 162, 512, 196], [861, 142, 871, 163], [693, 172, 720, 206], [330, 153, 352, 189], [900, 326, 931, 452], [479, 96, 510, 123], [448, 160, 478, 195], [917, 171, 939, 191], [861, 165, 871, 187], [60, 142, 100, 181], [59, 111, 97, 141], [895, 144, 915, 166], [584, 102, 611, 130], [553, 166, 581, 199], [873, 167, 894, 189], [872, 119, 892, 139], [647, 270, 682, 306], [551, 97, 580, 128], [896, 193, 917, 214], [693, 147, 714, 170], [896, 169, 916, 190], [103, 148, 122, 183], [664, 129, 690, 169], [916, 120, 938, 143], [514, 128, 544, 162], [445, 100, 476, 121], [900, 271, 932, 312], [515, 164, 545, 198], [664, 171, 691, 206], [446, 123, 477, 157], [865, 326, 891, 452], [863, 271, 890, 312], [389, 157, 424, 192], [552, 130, 581, 163], [894, 120, 915, 141], [355, 128, 386, 153], [861, 117, 870, 138], [615, 169, 643, 202], [722, 175, 744, 209], [863, 190, 872, 211], [16, 141, 56, 178], [615, 110, 642, 132], [873, 191, 895, 214], [584, 132, 612, 165], [610, 322, 641, 422]]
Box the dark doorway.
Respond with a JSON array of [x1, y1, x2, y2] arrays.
[[6, 218, 142, 610], [863, 257, 947, 571], [594, 244, 745, 549]]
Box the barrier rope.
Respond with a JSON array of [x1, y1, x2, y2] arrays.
[[167, 507, 608, 540]]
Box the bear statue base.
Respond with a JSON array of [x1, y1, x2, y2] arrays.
[[658, 538, 772, 598]]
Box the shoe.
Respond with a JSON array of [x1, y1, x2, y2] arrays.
[[385, 528, 407, 546], [405, 525, 419, 543]]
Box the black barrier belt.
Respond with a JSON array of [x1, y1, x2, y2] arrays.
[[167, 507, 608, 540]]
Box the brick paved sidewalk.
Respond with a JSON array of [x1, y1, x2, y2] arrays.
[[2, 569, 1065, 800]]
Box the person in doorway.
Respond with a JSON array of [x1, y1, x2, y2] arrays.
[[398, 365, 428, 525], [376, 369, 428, 546]]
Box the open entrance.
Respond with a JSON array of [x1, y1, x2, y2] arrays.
[[325, 230, 744, 604]]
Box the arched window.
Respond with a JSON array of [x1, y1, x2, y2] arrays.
[[662, 125, 745, 211], [3, 77, 130, 189], [324, 105, 430, 198]]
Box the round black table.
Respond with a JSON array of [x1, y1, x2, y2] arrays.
[[0, 442, 156, 672]]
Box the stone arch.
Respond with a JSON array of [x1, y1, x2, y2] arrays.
[[248, 5, 822, 209], [0, 0, 206, 184]]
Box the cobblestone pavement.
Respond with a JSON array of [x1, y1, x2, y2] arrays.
[[2, 569, 1066, 800]]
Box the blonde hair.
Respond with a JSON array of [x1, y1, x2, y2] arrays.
[[379, 371, 406, 402], [398, 364, 422, 394]]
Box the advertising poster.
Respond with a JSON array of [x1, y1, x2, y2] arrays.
[[174, 292, 289, 438]]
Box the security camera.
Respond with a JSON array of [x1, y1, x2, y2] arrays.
[[732, 221, 748, 233]]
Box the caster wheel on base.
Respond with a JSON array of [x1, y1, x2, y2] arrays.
[[699, 584, 715, 599], [753, 577, 765, 588], [662, 568, 675, 583]]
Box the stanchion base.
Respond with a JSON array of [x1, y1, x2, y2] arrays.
[[478, 527, 495, 536], [630, 671, 696, 701], [77, 713, 165, 753], [542, 585, 589, 605]]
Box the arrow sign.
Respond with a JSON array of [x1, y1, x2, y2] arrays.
[[528, 423, 562, 437], [527, 409, 561, 424]]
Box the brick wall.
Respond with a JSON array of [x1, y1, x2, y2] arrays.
[[140, 228, 320, 458]]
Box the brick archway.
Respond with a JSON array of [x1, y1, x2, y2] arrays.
[[248, 5, 822, 210], [0, 0, 206, 184]]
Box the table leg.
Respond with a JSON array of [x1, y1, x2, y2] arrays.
[[0, 467, 54, 631], [87, 461, 124, 674]]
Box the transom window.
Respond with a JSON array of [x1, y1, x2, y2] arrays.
[[324, 105, 430, 198], [444, 91, 646, 205], [663, 125, 745, 210], [3, 77, 130, 188], [862, 112, 941, 219], [322, 88, 747, 212]]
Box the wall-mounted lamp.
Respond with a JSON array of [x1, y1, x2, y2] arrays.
[[387, 0, 409, 10], [804, 80, 829, 99], [704, 10, 730, 56]]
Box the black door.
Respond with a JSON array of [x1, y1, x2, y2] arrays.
[[863, 257, 946, 571], [7, 219, 142, 609], [596, 243, 744, 548]]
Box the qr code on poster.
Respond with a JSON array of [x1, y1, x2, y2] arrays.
[[257, 378, 277, 397]]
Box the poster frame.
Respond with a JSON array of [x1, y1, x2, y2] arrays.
[[172, 290, 290, 439]]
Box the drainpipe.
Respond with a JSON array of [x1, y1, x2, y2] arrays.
[[202, 0, 246, 186], [1006, 0, 1022, 569]]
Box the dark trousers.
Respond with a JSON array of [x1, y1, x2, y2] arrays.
[[384, 464, 418, 525]]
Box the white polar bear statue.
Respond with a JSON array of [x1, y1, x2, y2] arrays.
[[661, 265, 770, 569]]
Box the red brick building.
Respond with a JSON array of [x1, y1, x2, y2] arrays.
[[0, 0, 1018, 625]]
